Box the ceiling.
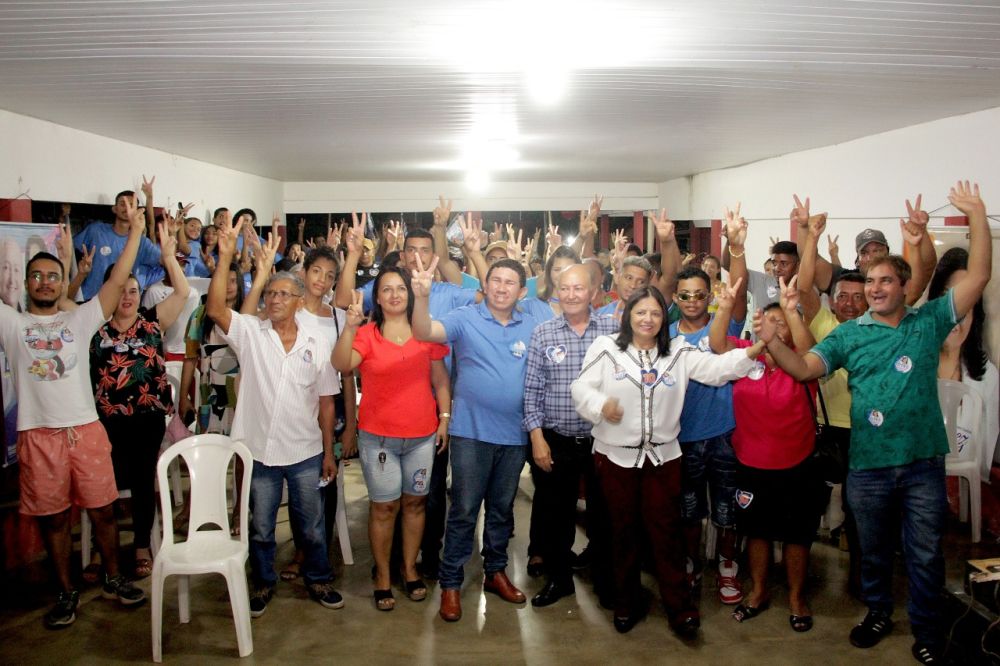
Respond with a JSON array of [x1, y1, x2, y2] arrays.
[[2, 1, 1000, 183]]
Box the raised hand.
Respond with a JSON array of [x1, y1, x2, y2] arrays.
[[56, 222, 74, 268], [609, 229, 627, 271], [752, 308, 775, 344], [272, 211, 282, 230], [123, 195, 145, 235], [459, 215, 483, 255], [256, 232, 280, 275], [489, 222, 501, 243], [201, 246, 216, 274], [948, 181, 985, 218], [769, 235, 780, 250], [900, 194, 929, 246], [347, 211, 366, 255], [506, 226, 523, 259], [807, 211, 827, 239], [791, 194, 810, 230], [158, 221, 177, 258], [716, 277, 744, 311], [216, 210, 243, 257], [587, 194, 604, 223], [601, 397, 624, 424], [433, 195, 453, 227], [681, 252, 696, 266], [523, 234, 537, 265], [411, 253, 438, 298], [545, 223, 562, 249], [78, 244, 96, 275], [649, 208, 675, 244], [298, 218, 306, 233], [140, 174, 155, 203], [723, 203, 747, 246], [385, 220, 403, 249], [827, 234, 839, 257], [345, 289, 365, 328], [327, 221, 342, 249], [778, 275, 800, 313]]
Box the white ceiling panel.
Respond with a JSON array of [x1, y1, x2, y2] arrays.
[[2, 0, 999, 182]]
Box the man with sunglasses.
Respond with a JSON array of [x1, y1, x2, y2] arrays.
[[669, 206, 749, 606], [206, 212, 343, 618]]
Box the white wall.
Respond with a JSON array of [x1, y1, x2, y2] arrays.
[[283, 181, 659, 215], [659, 105, 1000, 270], [0, 110, 283, 225]]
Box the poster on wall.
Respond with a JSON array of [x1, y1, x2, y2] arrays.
[[0, 222, 60, 467]]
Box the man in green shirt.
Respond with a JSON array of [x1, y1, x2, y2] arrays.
[[760, 181, 991, 665]]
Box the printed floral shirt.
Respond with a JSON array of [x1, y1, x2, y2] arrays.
[[89, 307, 173, 418]]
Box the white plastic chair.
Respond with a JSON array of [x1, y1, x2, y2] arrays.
[[939, 378, 985, 543], [164, 368, 188, 506], [151, 435, 253, 662], [335, 460, 353, 565]]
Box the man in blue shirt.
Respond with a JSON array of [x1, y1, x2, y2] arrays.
[[75, 190, 163, 299], [413, 256, 537, 622], [523, 263, 617, 607]]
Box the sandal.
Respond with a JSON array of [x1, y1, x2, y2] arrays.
[[732, 600, 771, 623], [82, 562, 102, 585], [404, 577, 427, 602], [374, 589, 395, 611], [280, 561, 301, 581], [789, 614, 813, 632], [134, 558, 153, 579]]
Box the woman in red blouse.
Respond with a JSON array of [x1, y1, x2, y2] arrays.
[[710, 277, 824, 633], [333, 266, 451, 611], [88, 222, 192, 579]]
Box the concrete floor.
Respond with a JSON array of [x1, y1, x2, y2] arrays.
[[0, 463, 995, 665]]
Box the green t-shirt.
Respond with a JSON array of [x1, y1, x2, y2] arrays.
[[810, 289, 957, 471]]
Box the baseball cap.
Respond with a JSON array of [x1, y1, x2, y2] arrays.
[[855, 229, 889, 253], [362, 238, 375, 251], [485, 241, 508, 257]]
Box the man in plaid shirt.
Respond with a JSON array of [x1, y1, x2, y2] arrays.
[[523, 264, 618, 608]]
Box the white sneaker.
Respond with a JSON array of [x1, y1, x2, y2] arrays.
[[718, 559, 743, 605], [685, 557, 703, 590]]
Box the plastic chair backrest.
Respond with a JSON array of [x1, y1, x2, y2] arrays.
[[157, 434, 252, 549], [938, 378, 984, 463], [166, 372, 180, 403]]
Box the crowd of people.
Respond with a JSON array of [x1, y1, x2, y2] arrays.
[[0, 180, 994, 666]]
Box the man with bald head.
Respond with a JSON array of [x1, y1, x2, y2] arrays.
[[523, 263, 617, 607], [207, 212, 344, 618]]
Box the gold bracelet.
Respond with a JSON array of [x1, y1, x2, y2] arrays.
[[729, 247, 745, 258]]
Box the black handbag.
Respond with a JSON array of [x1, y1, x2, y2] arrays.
[[803, 382, 846, 484]]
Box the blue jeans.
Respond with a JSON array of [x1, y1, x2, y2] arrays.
[[249, 453, 332, 587], [679, 432, 738, 528], [846, 456, 947, 648], [439, 437, 527, 590]]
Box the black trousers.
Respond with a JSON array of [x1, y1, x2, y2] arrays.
[[528, 430, 611, 588], [102, 411, 166, 550]]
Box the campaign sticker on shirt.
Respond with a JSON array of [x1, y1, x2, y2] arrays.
[[894, 355, 912, 374], [510, 340, 526, 359], [303, 349, 313, 363], [545, 344, 567, 364], [641, 368, 658, 386], [61, 329, 74, 343], [114, 342, 129, 353], [697, 337, 711, 351], [766, 284, 779, 299], [867, 409, 884, 427], [662, 372, 676, 387], [736, 490, 754, 509], [748, 360, 766, 381], [369, 268, 379, 277], [613, 364, 627, 381], [100, 245, 112, 256]]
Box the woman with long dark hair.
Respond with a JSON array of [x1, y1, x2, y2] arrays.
[[333, 266, 451, 611], [572, 287, 763, 637], [929, 247, 999, 478]]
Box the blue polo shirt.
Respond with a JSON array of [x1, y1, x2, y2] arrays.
[[361, 279, 475, 320], [440, 301, 538, 445], [669, 315, 745, 442], [75, 222, 163, 299]]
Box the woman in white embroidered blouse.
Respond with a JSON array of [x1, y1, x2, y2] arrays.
[[571, 286, 763, 637]]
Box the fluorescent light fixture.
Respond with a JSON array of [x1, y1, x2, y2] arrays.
[[465, 168, 491, 192]]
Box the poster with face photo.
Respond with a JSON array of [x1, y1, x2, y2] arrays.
[[0, 222, 60, 466]]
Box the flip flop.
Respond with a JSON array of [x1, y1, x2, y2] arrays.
[[82, 562, 102, 584], [280, 561, 301, 581], [732, 600, 771, 623], [134, 558, 153, 579]]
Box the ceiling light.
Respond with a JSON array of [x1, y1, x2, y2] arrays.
[[465, 169, 491, 192]]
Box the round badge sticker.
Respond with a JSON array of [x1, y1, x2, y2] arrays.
[[697, 337, 711, 352], [894, 355, 912, 374], [100, 245, 112, 257], [766, 284, 779, 299], [867, 409, 884, 427], [662, 372, 676, 387], [748, 360, 766, 381], [613, 364, 627, 381]]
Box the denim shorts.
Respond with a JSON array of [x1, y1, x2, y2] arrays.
[[679, 433, 738, 528], [358, 429, 436, 502]]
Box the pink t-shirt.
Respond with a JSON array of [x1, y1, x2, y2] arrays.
[[730, 337, 816, 470], [352, 323, 450, 438]]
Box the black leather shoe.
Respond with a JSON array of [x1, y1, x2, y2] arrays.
[[671, 615, 701, 640], [614, 614, 641, 634], [527, 557, 545, 578], [531, 580, 575, 607]]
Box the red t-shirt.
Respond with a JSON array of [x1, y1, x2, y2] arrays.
[[730, 337, 816, 470], [352, 323, 450, 438]]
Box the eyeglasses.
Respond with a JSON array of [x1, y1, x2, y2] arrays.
[[28, 271, 62, 284], [263, 289, 301, 301], [676, 291, 709, 302]]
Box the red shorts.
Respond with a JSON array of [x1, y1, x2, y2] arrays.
[[17, 421, 119, 516]]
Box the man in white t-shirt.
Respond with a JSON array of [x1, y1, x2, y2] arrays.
[[0, 201, 148, 629]]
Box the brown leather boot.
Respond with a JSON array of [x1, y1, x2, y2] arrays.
[[439, 588, 462, 621], [483, 570, 526, 604]]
